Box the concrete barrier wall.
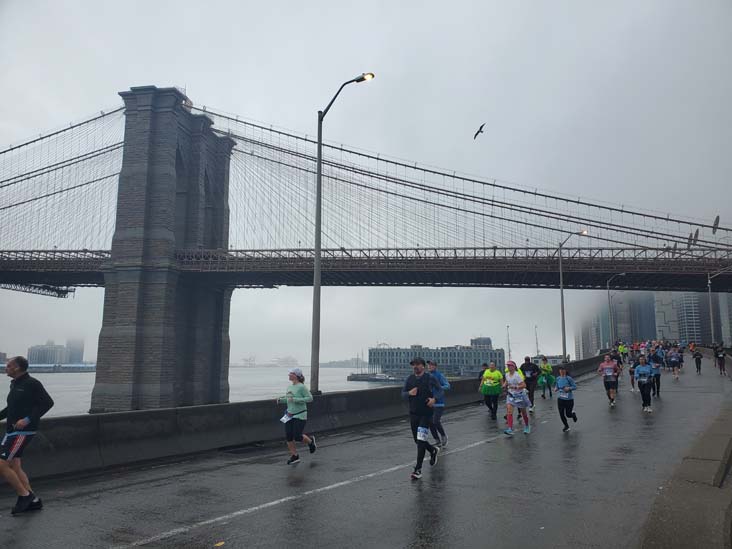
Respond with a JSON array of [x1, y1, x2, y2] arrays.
[[19, 357, 602, 478]]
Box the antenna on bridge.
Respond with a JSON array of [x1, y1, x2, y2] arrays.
[[535, 325, 540, 356], [506, 324, 512, 360], [713, 215, 720, 235]]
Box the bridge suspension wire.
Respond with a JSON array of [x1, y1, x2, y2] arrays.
[[0, 107, 124, 250], [194, 105, 730, 256]]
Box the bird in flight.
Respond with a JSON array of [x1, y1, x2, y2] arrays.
[[473, 123, 485, 140]]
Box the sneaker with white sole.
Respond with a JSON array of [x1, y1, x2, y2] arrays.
[[411, 468, 422, 480], [308, 436, 317, 454], [287, 454, 300, 465], [429, 447, 439, 466]]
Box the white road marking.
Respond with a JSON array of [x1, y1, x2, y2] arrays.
[[115, 434, 503, 548]]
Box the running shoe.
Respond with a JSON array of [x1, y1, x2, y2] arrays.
[[523, 425, 531, 434], [572, 413, 578, 423], [504, 428, 514, 436], [563, 426, 570, 433], [529, 406, 535, 413], [647, 407, 653, 413], [642, 407, 647, 412], [11, 494, 34, 515], [308, 436, 317, 454], [411, 468, 422, 480], [610, 400, 616, 408], [28, 496, 43, 511], [441, 434, 448, 448], [429, 447, 439, 466], [286, 454, 300, 465]]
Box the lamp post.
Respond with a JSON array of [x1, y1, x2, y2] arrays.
[[707, 264, 732, 345], [310, 72, 374, 394], [606, 273, 626, 347], [559, 230, 588, 362]]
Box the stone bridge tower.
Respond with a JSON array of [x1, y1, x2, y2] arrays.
[[91, 86, 235, 412]]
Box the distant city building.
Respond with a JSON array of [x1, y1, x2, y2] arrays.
[[66, 339, 84, 363], [0, 352, 6, 364], [28, 340, 69, 365], [369, 339, 505, 378], [575, 291, 732, 359]]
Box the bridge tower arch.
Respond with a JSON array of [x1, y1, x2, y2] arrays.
[[91, 86, 235, 412]]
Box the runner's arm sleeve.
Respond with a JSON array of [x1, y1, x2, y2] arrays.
[[30, 380, 54, 422], [569, 378, 577, 391], [291, 387, 313, 403], [401, 379, 411, 400], [430, 376, 444, 401], [439, 373, 450, 390]]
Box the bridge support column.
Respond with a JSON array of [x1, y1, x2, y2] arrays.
[[91, 86, 235, 412]]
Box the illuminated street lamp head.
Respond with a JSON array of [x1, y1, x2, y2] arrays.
[[355, 72, 375, 83], [578, 230, 588, 236]]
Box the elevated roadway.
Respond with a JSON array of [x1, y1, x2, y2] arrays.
[[2, 358, 730, 548]]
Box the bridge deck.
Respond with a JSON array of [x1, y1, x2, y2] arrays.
[[2, 359, 729, 548], [1, 248, 731, 291]]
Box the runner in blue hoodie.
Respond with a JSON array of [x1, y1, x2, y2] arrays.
[[427, 361, 451, 447], [634, 355, 654, 412], [555, 364, 578, 432]]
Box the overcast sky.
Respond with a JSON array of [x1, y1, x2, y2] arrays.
[[1, 1, 730, 364]]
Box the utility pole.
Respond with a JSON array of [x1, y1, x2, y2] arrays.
[[506, 324, 512, 361], [534, 325, 540, 356]]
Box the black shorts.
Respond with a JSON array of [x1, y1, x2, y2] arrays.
[[285, 418, 307, 442], [0, 433, 35, 461], [603, 379, 618, 391]]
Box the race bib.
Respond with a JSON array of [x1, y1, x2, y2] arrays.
[[416, 426, 429, 442], [604, 368, 615, 377], [280, 413, 292, 424]]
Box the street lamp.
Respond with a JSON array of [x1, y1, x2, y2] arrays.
[[311, 72, 375, 394], [707, 264, 732, 345], [606, 273, 626, 347], [559, 230, 588, 362]]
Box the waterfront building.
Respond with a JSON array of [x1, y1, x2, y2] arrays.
[[66, 339, 85, 363], [28, 340, 70, 365], [369, 339, 505, 377]]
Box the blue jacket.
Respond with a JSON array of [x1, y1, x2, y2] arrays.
[[430, 370, 450, 407], [555, 375, 576, 400], [634, 364, 653, 383]]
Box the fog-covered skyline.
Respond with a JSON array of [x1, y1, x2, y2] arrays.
[[1, 1, 730, 364]]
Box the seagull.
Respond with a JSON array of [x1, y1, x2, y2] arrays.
[[473, 123, 485, 140]]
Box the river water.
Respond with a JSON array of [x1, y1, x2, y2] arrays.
[[18, 367, 394, 417]]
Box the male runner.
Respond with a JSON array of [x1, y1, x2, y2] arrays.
[[427, 361, 450, 447], [693, 348, 704, 375], [402, 358, 442, 480], [0, 356, 54, 514], [520, 356, 541, 412]]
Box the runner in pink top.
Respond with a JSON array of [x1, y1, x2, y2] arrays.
[[597, 355, 620, 407]]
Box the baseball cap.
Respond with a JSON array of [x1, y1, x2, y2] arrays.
[[288, 368, 303, 377], [410, 357, 426, 366]]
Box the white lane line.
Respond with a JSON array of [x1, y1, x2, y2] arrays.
[[114, 434, 503, 548]]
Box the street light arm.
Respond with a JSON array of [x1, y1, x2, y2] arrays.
[[321, 78, 358, 120], [710, 264, 732, 280]]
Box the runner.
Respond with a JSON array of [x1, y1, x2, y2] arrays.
[[520, 356, 541, 412], [668, 347, 681, 381], [597, 354, 620, 407], [619, 343, 629, 364], [650, 348, 662, 398], [277, 368, 316, 465], [716, 348, 728, 376], [0, 356, 54, 514], [502, 361, 531, 436], [555, 365, 578, 432], [693, 348, 704, 375], [427, 360, 450, 447], [628, 357, 636, 393], [539, 356, 555, 400], [401, 357, 442, 480], [479, 361, 503, 420], [634, 355, 654, 413]]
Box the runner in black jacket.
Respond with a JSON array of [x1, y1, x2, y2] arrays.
[[401, 357, 443, 480], [0, 356, 54, 514]]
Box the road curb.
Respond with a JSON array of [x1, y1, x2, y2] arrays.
[[640, 386, 732, 549]]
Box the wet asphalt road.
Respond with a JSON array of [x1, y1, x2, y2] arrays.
[[1, 358, 730, 549]]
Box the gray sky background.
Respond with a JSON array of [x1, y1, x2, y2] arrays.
[[1, 1, 730, 363]]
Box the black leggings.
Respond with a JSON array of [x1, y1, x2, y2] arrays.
[[639, 381, 652, 407], [410, 414, 435, 469], [484, 394, 499, 417], [695, 358, 702, 373], [652, 374, 661, 395], [557, 399, 575, 428], [429, 407, 446, 439], [525, 379, 537, 405]]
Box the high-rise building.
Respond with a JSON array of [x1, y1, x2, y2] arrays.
[[0, 352, 6, 364], [66, 339, 85, 363], [27, 340, 70, 364], [369, 339, 505, 377]]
